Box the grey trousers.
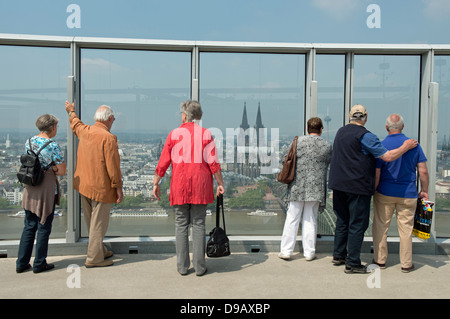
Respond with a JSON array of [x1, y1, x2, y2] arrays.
[[174, 204, 207, 275]]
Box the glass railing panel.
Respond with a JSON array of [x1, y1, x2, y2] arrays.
[[434, 55, 450, 238], [199, 52, 305, 235], [354, 55, 421, 237], [80, 48, 191, 237], [0, 45, 69, 239]]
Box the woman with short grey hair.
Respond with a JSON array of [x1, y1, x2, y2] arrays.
[[180, 100, 203, 122], [16, 114, 66, 274], [153, 100, 225, 276], [35, 114, 59, 134]]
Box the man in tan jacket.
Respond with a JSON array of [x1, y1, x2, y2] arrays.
[[65, 101, 123, 268]]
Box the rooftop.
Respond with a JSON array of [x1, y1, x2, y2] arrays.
[[1, 238, 449, 301]]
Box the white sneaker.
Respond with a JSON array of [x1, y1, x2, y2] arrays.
[[305, 255, 316, 261], [278, 252, 291, 260]]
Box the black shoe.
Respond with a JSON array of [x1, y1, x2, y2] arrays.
[[344, 264, 368, 274], [401, 264, 415, 273], [332, 257, 346, 266], [16, 264, 31, 273], [33, 263, 55, 274], [372, 259, 386, 269]]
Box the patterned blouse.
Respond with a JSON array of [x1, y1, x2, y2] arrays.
[[24, 136, 64, 196], [286, 135, 332, 208], [25, 136, 64, 169]]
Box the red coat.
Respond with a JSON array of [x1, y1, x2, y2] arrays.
[[155, 122, 221, 205]]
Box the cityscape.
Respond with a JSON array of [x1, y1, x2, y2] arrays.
[[0, 102, 306, 239], [1, 101, 450, 239]]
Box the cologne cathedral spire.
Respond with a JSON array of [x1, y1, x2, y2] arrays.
[[240, 102, 249, 130]]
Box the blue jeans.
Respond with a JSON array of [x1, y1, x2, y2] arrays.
[[16, 206, 55, 270], [332, 190, 371, 267]]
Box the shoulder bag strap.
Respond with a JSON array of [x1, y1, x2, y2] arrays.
[[30, 137, 54, 170], [28, 137, 53, 156], [215, 194, 226, 233], [221, 194, 226, 234], [36, 139, 53, 156], [27, 137, 36, 155]]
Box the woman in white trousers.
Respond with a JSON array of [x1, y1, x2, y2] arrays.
[[280, 201, 320, 260], [279, 117, 332, 261]]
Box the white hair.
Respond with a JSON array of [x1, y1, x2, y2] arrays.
[[386, 113, 404, 132], [94, 105, 114, 122]]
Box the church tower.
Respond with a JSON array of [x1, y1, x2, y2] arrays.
[[5, 134, 10, 148], [254, 102, 265, 147], [236, 102, 250, 175], [240, 102, 250, 137]]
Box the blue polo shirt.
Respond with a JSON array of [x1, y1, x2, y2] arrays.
[[376, 133, 427, 198]]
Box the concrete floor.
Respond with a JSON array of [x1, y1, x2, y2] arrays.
[[1, 252, 449, 300]]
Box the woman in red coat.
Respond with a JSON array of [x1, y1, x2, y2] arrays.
[[153, 100, 225, 276]]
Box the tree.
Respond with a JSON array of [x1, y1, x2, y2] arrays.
[[0, 197, 11, 209], [228, 188, 265, 209], [158, 194, 171, 208], [117, 195, 145, 209], [436, 198, 450, 212]]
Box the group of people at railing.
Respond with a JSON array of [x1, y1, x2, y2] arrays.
[[15, 100, 427, 276]]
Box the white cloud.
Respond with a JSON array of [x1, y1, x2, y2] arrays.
[[423, 0, 450, 21], [311, 0, 364, 20], [251, 81, 282, 89], [81, 58, 126, 72]]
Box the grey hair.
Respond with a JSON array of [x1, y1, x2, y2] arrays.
[[386, 113, 404, 132], [349, 115, 367, 123], [35, 114, 58, 133], [94, 105, 114, 122], [180, 100, 202, 122], [350, 112, 367, 123]]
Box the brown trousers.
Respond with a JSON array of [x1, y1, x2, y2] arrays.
[[81, 195, 112, 264], [372, 192, 417, 268]]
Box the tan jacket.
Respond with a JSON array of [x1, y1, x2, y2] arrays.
[[69, 113, 122, 203]]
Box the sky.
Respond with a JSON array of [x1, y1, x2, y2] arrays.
[[0, 0, 449, 44], [1, 0, 450, 137]]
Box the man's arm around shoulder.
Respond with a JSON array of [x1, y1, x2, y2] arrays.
[[378, 138, 418, 162]]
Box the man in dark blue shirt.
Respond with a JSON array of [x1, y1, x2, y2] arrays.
[[372, 113, 429, 273], [329, 105, 418, 274]]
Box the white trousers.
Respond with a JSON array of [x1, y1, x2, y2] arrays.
[[280, 201, 320, 258]]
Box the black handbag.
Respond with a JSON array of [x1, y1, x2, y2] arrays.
[[206, 194, 230, 257]]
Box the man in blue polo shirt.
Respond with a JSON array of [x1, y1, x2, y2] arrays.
[[329, 105, 418, 274], [372, 114, 429, 273]]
